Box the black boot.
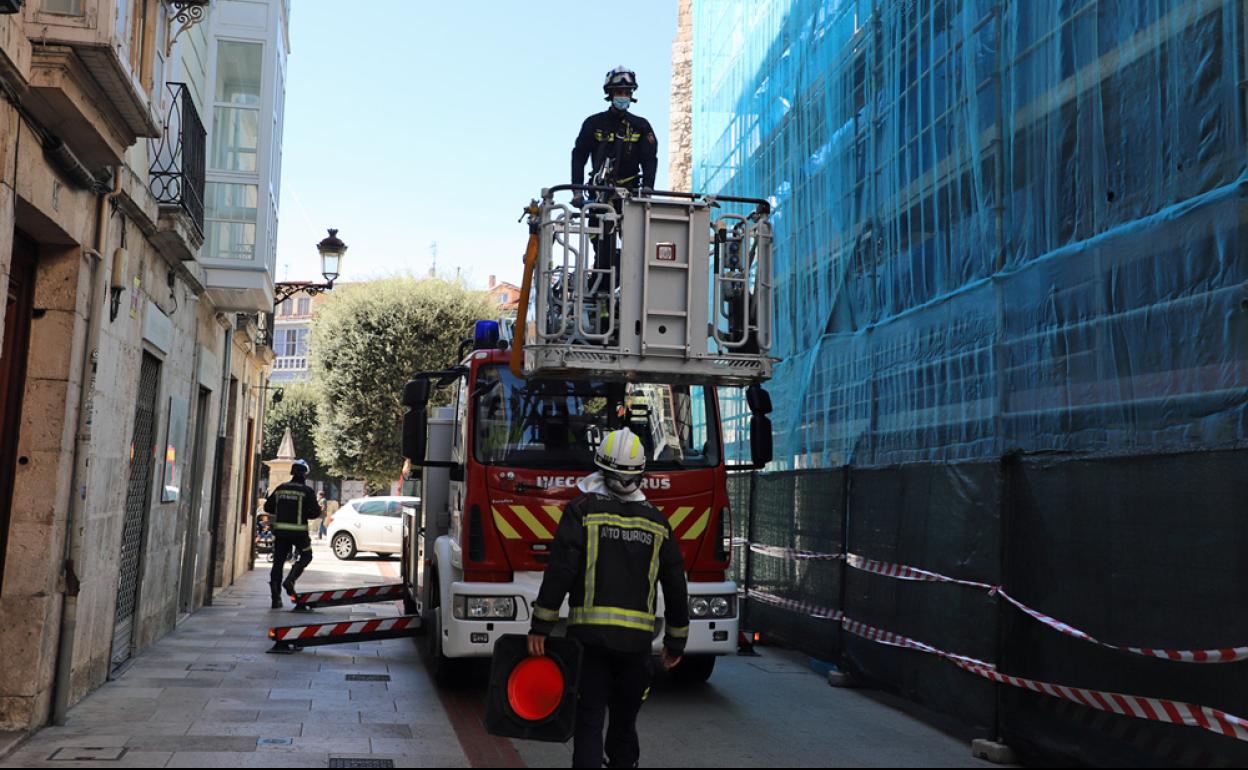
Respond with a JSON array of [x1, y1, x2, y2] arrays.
[[269, 580, 283, 609]]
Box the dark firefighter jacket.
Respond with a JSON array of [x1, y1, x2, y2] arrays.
[[263, 480, 321, 534], [572, 108, 659, 190], [530, 491, 690, 655]]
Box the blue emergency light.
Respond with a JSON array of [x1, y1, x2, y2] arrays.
[[474, 320, 501, 350]]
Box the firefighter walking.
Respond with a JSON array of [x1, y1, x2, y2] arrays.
[[528, 427, 689, 768], [263, 458, 321, 609]]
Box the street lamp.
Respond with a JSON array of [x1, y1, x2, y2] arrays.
[[274, 228, 347, 306]]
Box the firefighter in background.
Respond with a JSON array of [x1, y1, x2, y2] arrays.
[[571, 66, 659, 277], [263, 458, 321, 609], [528, 428, 689, 768]]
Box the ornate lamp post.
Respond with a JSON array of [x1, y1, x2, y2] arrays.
[[274, 229, 347, 306]]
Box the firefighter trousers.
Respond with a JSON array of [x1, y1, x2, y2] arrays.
[[270, 532, 313, 587], [572, 644, 651, 769]]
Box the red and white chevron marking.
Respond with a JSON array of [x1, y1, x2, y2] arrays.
[[294, 584, 405, 605], [841, 618, 1248, 745], [845, 553, 1248, 664], [750, 543, 844, 561], [745, 588, 843, 621], [271, 615, 417, 643]]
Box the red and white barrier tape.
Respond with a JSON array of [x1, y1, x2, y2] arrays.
[[745, 588, 843, 621], [845, 553, 995, 591], [989, 588, 1248, 664], [843, 553, 1248, 664], [272, 616, 417, 642], [750, 543, 844, 561], [837, 619, 1248, 744]]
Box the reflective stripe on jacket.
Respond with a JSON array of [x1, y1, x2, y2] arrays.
[[263, 480, 320, 533], [530, 492, 690, 655]]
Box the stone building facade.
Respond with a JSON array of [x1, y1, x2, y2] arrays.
[[668, 0, 693, 192], [0, 0, 290, 732]]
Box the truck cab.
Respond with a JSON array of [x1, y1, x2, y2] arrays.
[[402, 347, 744, 682]]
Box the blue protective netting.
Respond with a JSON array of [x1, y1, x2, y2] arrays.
[[694, 0, 1248, 469]]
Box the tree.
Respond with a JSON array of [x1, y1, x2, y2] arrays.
[[310, 277, 493, 487], [261, 381, 327, 480]]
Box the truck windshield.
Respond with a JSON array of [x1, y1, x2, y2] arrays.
[[473, 365, 720, 471]]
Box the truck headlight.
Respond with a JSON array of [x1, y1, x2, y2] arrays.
[[710, 597, 732, 617], [690, 597, 710, 618], [453, 596, 517, 620]]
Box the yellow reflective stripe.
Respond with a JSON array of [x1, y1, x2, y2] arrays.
[[585, 522, 600, 608], [646, 533, 662, 613], [629, 435, 641, 459], [682, 509, 712, 541], [583, 513, 668, 540], [533, 606, 560, 622], [492, 507, 522, 540], [274, 523, 305, 531], [570, 607, 656, 632], [667, 625, 689, 638], [605, 432, 617, 457], [511, 505, 552, 540], [543, 505, 564, 524], [667, 506, 695, 529]]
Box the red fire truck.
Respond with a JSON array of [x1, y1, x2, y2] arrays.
[[268, 187, 774, 685]]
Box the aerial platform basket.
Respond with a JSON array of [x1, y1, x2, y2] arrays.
[[513, 186, 774, 387]]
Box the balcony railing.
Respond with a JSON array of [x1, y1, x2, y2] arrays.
[[149, 83, 206, 235], [274, 356, 308, 372]]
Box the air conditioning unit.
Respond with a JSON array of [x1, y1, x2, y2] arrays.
[[0, 1, 21, 15]]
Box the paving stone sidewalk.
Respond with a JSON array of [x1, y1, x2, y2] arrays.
[[0, 545, 468, 768]]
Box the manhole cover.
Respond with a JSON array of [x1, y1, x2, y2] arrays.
[[328, 760, 395, 768], [49, 747, 126, 761], [258, 738, 294, 746], [345, 674, 391, 682], [188, 663, 236, 672]]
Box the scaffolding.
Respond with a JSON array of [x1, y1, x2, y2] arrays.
[[694, 0, 1248, 468]]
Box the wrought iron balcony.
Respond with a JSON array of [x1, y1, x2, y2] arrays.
[[149, 83, 206, 235]]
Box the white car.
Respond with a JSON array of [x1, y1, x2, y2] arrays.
[[327, 496, 419, 560]]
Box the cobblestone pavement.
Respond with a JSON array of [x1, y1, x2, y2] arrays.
[[1, 541, 1001, 768]]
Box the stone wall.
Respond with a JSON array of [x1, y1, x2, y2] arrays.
[[668, 0, 694, 192]]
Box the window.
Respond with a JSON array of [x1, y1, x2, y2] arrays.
[[280, 299, 292, 317], [203, 182, 257, 260], [356, 501, 386, 516], [295, 328, 308, 357], [472, 365, 720, 469], [44, 0, 84, 15], [211, 41, 263, 172], [296, 298, 309, 316]]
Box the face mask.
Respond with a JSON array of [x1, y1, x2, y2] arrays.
[[604, 472, 642, 498], [612, 96, 632, 111]]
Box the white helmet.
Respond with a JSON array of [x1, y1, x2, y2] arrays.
[[603, 66, 638, 101], [594, 427, 645, 496]]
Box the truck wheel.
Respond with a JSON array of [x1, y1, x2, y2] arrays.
[[423, 573, 459, 684], [331, 532, 357, 560], [670, 654, 716, 683]]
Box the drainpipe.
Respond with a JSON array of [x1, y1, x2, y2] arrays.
[[51, 167, 123, 725]]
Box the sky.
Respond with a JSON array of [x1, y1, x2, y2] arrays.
[[274, 1, 678, 291]]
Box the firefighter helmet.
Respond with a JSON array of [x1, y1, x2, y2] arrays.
[[603, 66, 638, 100], [594, 427, 645, 497], [292, 458, 310, 476]]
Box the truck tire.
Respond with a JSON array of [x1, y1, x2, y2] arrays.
[[423, 571, 459, 684], [331, 532, 357, 560], [670, 654, 716, 684]]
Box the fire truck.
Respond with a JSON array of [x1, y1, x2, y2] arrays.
[[268, 186, 775, 684]]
